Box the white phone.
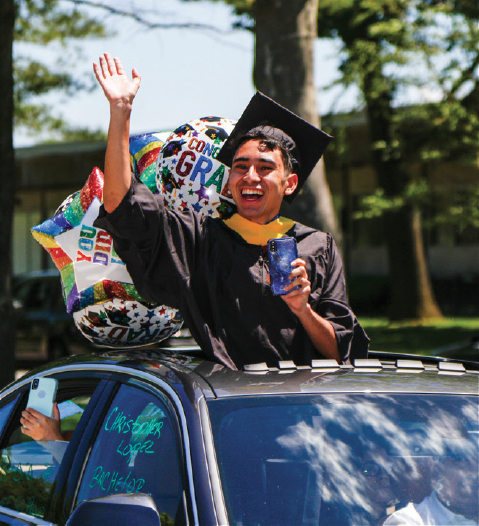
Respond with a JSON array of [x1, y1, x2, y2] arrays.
[[27, 377, 58, 418]]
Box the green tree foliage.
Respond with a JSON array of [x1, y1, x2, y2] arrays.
[[14, 0, 108, 140], [316, 0, 479, 319], [317, 0, 479, 215]]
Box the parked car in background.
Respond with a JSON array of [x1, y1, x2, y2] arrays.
[[0, 349, 477, 524], [13, 270, 94, 364]]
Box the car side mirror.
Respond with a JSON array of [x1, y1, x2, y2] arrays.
[[66, 493, 161, 525]]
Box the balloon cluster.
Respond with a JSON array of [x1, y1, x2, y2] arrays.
[[156, 117, 236, 218], [31, 118, 236, 348]]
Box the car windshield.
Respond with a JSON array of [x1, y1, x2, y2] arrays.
[[208, 394, 479, 526]]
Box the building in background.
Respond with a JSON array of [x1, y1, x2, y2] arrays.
[[14, 141, 106, 275]]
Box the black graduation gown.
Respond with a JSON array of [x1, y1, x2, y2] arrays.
[[95, 178, 369, 370]]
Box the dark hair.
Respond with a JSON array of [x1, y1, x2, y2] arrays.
[[230, 128, 298, 175]]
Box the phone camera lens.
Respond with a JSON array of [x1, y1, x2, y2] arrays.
[[32, 379, 39, 390], [270, 241, 277, 252]]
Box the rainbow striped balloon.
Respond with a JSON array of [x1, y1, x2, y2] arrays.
[[30, 132, 184, 348]]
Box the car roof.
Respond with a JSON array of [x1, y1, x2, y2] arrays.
[[11, 348, 478, 401]]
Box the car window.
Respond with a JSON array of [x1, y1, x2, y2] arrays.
[[13, 276, 64, 314], [75, 382, 185, 524], [14, 278, 55, 311], [0, 379, 98, 520], [0, 396, 19, 436], [208, 393, 479, 526]]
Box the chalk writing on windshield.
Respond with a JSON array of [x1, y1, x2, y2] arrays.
[[87, 402, 166, 495], [104, 406, 165, 438], [88, 465, 145, 493]]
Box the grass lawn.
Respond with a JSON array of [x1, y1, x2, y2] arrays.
[[361, 317, 479, 355]]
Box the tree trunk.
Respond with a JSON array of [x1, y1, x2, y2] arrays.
[[364, 74, 442, 320], [253, 0, 342, 246], [0, 0, 17, 387], [385, 206, 442, 319]]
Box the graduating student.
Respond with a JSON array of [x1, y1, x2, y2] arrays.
[[93, 53, 369, 370]]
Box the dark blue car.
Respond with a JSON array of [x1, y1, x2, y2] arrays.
[[0, 350, 477, 524]]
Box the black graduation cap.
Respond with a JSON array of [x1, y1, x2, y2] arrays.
[[217, 91, 333, 202]]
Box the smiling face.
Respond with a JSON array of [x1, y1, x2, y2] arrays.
[[228, 140, 298, 225]]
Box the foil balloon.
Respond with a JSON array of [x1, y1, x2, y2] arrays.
[[130, 131, 171, 193], [56, 192, 79, 215], [31, 132, 183, 348], [156, 117, 237, 218], [73, 299, 182, 347]]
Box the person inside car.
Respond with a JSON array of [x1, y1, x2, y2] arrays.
[[384, 442, 479, 525], [21, 403, 75, 443], [20, 396, 86, 465], [320, 443, 399, 525], [358, 448, 399, 525], [92, 52, 369, 370]]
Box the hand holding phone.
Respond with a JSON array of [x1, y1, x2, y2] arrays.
[[27, 377, 58, 418], [267, 237, 298, 296]]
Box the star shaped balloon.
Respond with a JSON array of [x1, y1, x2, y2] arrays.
[[31, 167, 147, 313], [30, 131, 184, 348]]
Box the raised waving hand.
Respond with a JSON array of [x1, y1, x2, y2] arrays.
[[93, 52, 141, 212], [93, 52, 141, 108]]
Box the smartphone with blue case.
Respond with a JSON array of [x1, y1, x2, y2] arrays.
[[27, 377, 58, 418], [267, 237, 298, 295]]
